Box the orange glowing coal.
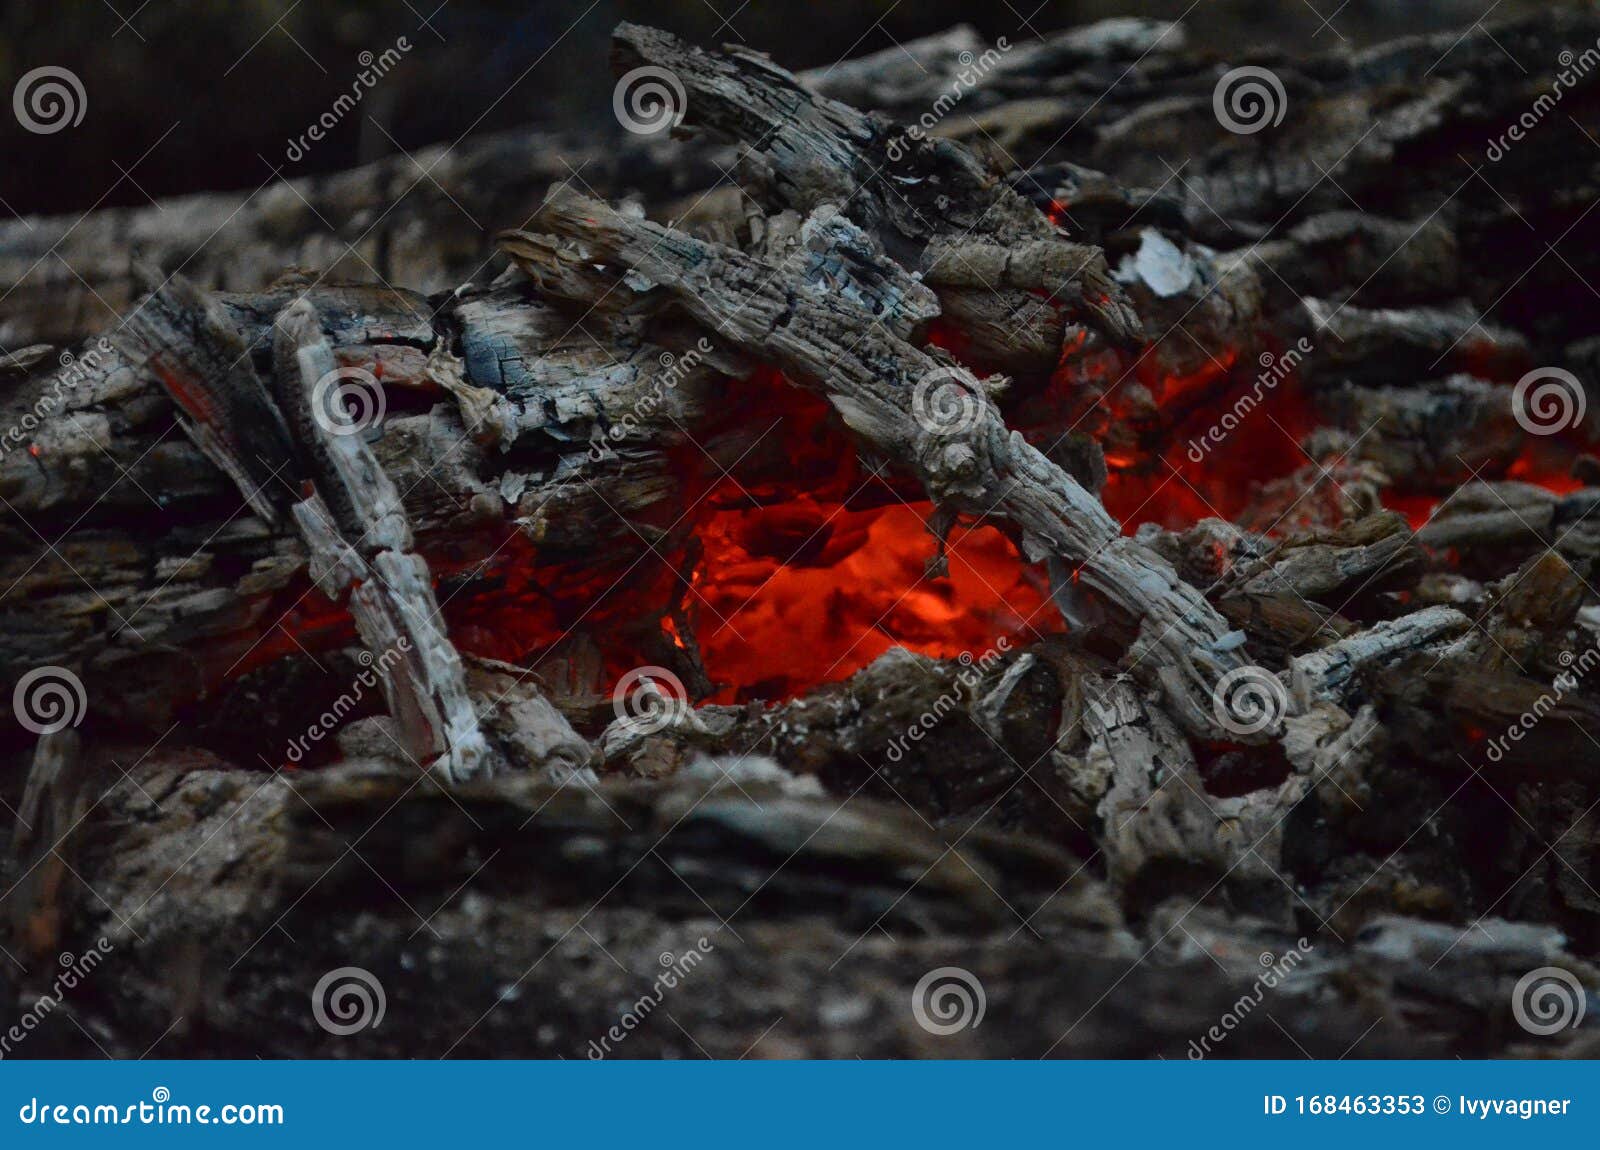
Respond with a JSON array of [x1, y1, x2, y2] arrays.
[[688, 496, 1057, 704], [1385, 450, 1586, 531]]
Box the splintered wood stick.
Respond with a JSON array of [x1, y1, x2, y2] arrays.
[[271, 299, 494, 783], [610, 22, 1143, 352], [116, 274, 299, 525]]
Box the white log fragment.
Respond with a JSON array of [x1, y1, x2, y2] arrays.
[[1291, 605, 1471, 706], [273, 300, 493, 783]]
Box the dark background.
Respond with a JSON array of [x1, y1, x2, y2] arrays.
[[0, 0, 1554, 219]]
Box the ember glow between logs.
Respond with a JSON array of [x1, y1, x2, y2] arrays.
[[433, 350, 1587, 707], [689, 498, 1056, 704], [437, 377, 1061, 704]]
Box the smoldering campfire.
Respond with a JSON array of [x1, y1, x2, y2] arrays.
[[3, 10, 1600, 1058]]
